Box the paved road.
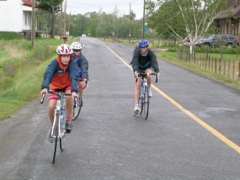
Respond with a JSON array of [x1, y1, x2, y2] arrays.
[[0, 37, 240, 180]]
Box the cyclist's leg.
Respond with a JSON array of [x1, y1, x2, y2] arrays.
[[48, 91, 58, 127], [145, 68, 152, 87], [78, 80, 83, 99], [64, 85, 73, 131], [48, 92, 57, 143], [134, 75, 141, 103], [134, 72, 142, 112]]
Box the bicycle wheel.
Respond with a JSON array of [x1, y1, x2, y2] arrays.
[[59, 120, 65, 152], [72, 99, 82, 121], [52, 112, 59, 164], [59, 136, 65, 152], [143, 86, 150, 120], [140, 91, 144, 114]]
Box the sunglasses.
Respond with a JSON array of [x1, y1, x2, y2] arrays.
[[73, 50, 81, 52]]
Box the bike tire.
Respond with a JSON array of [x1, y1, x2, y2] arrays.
[[72, 100, 82, 121], [144, 86, 150, 120], [60, 136, 65, 152], [140, 92, 144, 115], [52, 112, 59, 164]]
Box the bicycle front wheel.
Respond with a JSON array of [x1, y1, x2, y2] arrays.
[[52, 112, 59, 164], [72, 99, 82, 121], [59, 136, 65, 152], [143, 86, 150, 120]]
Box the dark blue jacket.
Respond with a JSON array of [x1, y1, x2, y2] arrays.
[[72, 53, 89, 80], [41, 58, 79, 93]]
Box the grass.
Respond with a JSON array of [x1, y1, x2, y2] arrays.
[[0, 58, 54, 119], [0, 32, 22, 40], [0, 34, 78, 120], [156, 51, 240, 88]]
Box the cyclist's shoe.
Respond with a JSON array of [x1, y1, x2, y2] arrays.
[[149, 87, 153, 97], [134, 103, 140, 113], [48, 130, 53, 143], [65, 121, 73, 132]]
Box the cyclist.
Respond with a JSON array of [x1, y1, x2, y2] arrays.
[[40, 44, 79, 143], [71, 42, 89, 107], [131, 39, 160, 113]]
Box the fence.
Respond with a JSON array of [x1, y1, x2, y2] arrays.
[[177, 47, 240, 80]]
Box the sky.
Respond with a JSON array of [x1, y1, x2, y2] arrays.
[[65, 0, 145, 19]]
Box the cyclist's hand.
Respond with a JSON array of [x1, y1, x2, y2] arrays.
[[157, 72, 160, 79], [134, 71, 139, 78], [40, 88, 47, 96], [71, 92, 78, 100]]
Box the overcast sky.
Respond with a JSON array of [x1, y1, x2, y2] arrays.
[[65, 0, 144, 19]]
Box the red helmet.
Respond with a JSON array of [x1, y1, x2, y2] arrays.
[[56, 44, 73, 55]]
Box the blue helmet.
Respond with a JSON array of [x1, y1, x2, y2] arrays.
[[138, 39, 149, 48]]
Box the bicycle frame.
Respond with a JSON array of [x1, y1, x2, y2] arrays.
[[52, 91, 66, 139], [140, 75, 148, 105]]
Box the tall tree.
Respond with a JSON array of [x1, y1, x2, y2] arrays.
[[37, 0, 63, 38], [146, 0, 229, 53]]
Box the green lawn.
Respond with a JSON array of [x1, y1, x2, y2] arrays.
[[156, 51, 240, 88]]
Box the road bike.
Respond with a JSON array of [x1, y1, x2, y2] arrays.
[[135, 71, 158, 120], [72, 79, 88, 121], [41, 90, 76, 164]]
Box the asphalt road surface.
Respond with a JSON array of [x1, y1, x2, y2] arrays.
[[0, 37, 240, 180]]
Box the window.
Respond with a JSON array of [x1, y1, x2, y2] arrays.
[[222, 35, 227, 39]]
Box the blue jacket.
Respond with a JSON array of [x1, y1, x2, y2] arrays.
[[72, 53, 89, 80], [41, 57, 79, 93]]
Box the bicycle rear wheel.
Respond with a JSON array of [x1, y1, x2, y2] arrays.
[[143, 86, 150, 120], [52, 112, 59, 164], [72, 99, 82, 121]]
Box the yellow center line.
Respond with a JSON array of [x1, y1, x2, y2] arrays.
[[102, 43, 240, 154]]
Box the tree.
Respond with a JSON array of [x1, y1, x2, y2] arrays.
[[37, 0, 63, 38], [146, 0, 229, 53]]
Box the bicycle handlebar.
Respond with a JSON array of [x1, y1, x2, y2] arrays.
[[40, 92, 46, 104], [40, 91, 77, 104], [135, 72, 158, 83]]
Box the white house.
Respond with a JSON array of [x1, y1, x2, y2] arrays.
[[0, 0, 49, 38]]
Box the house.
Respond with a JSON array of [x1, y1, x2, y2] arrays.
[[214, 0, 240, 41], [0, 0, 50, 39]]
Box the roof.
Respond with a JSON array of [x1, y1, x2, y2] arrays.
[[215, 4, 240, 19], [22, 0, 39, 8]]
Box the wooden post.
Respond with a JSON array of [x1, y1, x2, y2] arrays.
[[238, 62, 240, 80], [60, 2, 62, 40], [215, 58, 217, 73], [228, 60, 230, 77], [233, 61, 235, 79]]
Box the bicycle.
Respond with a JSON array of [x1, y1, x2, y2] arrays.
[[135, 71, 158, 120], [40, 90, 77, 164], [72, 79, 88, 121]]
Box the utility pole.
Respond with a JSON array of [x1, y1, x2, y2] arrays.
[[60, 2, 62, 40], [129, 3, 132, 43], [63, 0, 67, 37], [31, 0, 35, 46], [142, 0, 145, 39], [68, 11, 71, 34]]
